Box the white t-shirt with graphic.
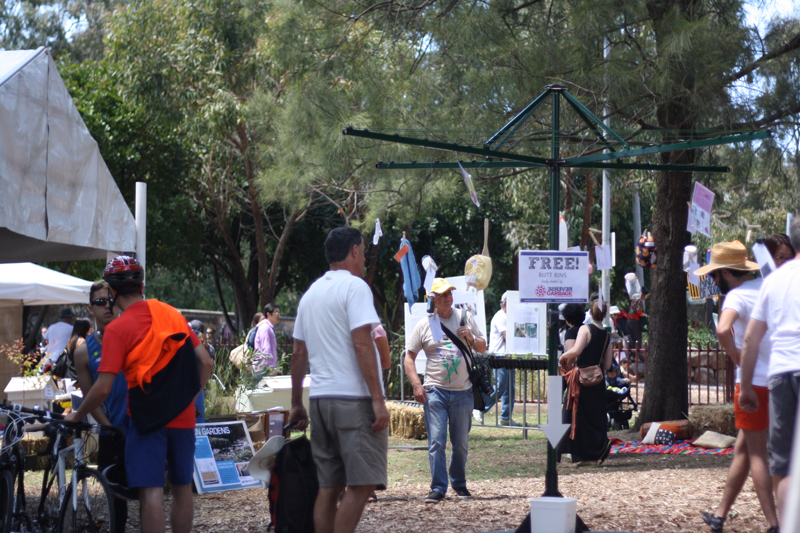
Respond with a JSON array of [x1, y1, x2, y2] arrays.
[[406, 308, 484, 391], [293, 270, 381, 399], [722, 277, 770, 387]]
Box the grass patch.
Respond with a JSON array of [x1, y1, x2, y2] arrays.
[[387, 420, 549, 486]]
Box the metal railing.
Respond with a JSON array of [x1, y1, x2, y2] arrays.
[[211, 339, 735, 417]]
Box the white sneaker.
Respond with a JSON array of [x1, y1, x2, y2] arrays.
[[472, 410, 484, 423]]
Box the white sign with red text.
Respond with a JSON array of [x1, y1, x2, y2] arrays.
[[519, 250, 589, 303]]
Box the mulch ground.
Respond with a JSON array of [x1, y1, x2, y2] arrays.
[[106, 436, 772, 532]]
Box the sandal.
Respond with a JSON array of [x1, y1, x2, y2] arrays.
[[598, 439, 613, 465], [701, 511, 725, 532]]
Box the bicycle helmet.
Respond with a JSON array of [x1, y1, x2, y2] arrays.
[[103, 255, 144, 294]]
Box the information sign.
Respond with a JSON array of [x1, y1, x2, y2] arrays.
[[505, 291, 547, 355], [193, 421, 262, 494], [519, 250, 589, 303]]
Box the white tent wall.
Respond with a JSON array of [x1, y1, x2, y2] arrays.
[[0, 263, 94, 394], [0, 48, 136, 263]]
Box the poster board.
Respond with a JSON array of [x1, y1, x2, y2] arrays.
[[519, 250, 589, 303], [403, 275, 486, 375], [193, 421, 262, 494], [504, 291, 547, 355]]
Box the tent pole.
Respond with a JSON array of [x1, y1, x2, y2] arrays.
[[602, 37, 611, 325], [135, 182, 147, 282]]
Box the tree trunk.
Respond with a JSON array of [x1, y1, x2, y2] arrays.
[[264, 209, 302, 303], [637, 0, 696, 426], [238, 124, 271, 310], [638, 164, 692, 424]]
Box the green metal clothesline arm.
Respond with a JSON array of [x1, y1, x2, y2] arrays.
[[342, 126, 551, 166], [569, 161, 729, 172], [561, 90, 630, 150], [374, 161, 729, 172], [375, 161, 544, 169], [483, 89, 552, 151], [564, 130, 771, 165]]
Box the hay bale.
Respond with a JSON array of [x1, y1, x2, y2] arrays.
[[387, 401, 427, 440], [689, 404, 736, 437]]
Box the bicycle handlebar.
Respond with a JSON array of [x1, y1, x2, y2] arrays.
[[0, 401, 64, 421], [0, 400, 123, 436]]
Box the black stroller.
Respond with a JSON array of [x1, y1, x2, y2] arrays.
[[606, 385, 638, 430]]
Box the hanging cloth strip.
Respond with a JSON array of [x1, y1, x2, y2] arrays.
[[398, 237, 421, 303]]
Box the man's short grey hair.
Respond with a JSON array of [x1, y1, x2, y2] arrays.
[[325, 227, 363, 264], [790, 216, 800, 253]]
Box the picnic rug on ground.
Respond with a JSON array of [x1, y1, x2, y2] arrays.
[[610, 439, 733, 455]]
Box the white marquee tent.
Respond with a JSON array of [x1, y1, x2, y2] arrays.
[[0, 263, 93, 307], [0, 47, 136, 263]]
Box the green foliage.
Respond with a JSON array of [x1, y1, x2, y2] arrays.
[[687, 318, 718, 346]]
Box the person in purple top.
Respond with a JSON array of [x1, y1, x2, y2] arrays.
[[252, 303, 280, 375]]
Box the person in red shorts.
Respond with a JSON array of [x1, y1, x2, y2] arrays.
[[694, 242, 778, 533], [67, 256, 213, 533]]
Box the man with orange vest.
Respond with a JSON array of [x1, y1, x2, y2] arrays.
[[67, 256, 214, 533]]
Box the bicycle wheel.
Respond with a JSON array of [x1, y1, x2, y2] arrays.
[[36, 458, 62, 532], [0, 469, 13, 533], [57, 469, 114, 533], [9, 466, 31, 533]]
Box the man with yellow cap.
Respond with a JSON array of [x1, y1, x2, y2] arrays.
[[405, 278, 487, 504], [694, 241, 778, 533]]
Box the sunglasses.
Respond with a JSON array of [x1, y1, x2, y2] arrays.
[[91, 298, 112, 307]]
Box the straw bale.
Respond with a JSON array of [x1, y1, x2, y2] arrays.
[[689, 404, 735, 437], [387, 402, 426, 440]]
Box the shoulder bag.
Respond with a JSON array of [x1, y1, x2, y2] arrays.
[[51, 348, 70, 379], [578, 329, 610, 387], [440, 312, 495, 411]]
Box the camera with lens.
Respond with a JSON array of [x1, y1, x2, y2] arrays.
[[470, 364, 495, 396]]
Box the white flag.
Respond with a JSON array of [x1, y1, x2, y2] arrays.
[[373, 219, 383, 245]]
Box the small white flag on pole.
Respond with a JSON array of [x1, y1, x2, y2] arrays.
[[373, 219, 383, 245]]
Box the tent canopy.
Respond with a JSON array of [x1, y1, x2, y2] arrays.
[[0, 48, 136, 263], [0, 263, 93, 307]]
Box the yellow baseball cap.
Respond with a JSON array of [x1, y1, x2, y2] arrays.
[[428, 278, 457, 296]]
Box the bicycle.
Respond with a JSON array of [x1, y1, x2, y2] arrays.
[[0, 402, 120, 533]]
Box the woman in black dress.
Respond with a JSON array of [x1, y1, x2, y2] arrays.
[[559, 300, 613, 464]]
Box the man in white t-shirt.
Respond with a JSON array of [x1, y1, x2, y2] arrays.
[[491, 292, 519, 426], [405, 278, 487, 504], [739, 220, 800, 527], [43, 308, 75, 362], [739, 217, 800, 522], [694, 241, 778, 533], [289, 227, 388, 533]]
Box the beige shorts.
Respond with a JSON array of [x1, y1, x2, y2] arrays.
[[309, 398, 388, 488]]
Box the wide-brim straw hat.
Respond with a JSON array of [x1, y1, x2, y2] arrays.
[[694, 240, 760, 276]]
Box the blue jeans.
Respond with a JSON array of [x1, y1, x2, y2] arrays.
[[423, 386, 473, 495], [495, 368, 515, 420]]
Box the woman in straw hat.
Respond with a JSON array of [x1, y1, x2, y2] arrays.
[[695, 241, 778, 533]]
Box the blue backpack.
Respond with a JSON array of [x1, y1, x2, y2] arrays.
[[247, 326, 259, 350]]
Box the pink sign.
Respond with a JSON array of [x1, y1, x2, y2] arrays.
[[692, 182, 715, 212]]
